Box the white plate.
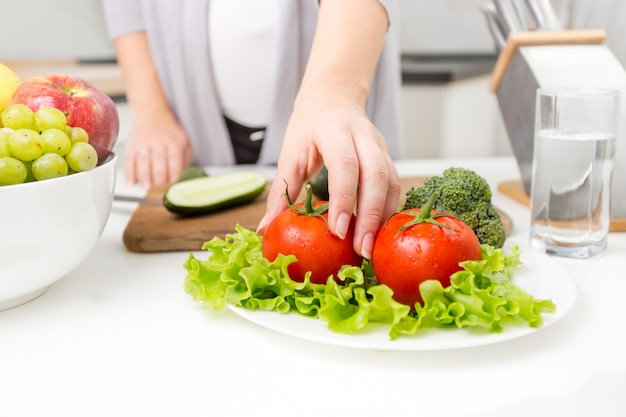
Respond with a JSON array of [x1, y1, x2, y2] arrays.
[[228, 241, 578, 351]]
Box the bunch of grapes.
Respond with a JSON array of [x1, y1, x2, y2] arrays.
[[0, 104, 98, 186]]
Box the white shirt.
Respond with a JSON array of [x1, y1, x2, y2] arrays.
[[209, 0, 281, 127]]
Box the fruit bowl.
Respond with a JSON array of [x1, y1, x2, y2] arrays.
[[0, 153, 117, 311]]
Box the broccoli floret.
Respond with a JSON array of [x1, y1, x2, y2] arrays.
[[469, 201, 506, 248], [403, 167, 506, 248]]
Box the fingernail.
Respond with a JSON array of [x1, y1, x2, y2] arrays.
[[360, 232, 374, 260], [335, 212, 351, 240]]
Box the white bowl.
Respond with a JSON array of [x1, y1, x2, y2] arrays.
[[0, 153, 117, 311]]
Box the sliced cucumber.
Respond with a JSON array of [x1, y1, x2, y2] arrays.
[[163, 171, 267, 216]]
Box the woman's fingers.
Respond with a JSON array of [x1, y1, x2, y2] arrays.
[[123, 124, 191, 187], [259, 109, 399, 260]]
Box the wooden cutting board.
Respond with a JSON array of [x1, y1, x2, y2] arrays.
[[498, 179, 626, 232], [122, 177, 514, 253]]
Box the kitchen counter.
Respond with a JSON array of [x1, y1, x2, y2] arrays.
[[401, 53, 497, 84], [1, 157, 625, 417], [6, 59, 126, 100], [5, 53, 497, 103]]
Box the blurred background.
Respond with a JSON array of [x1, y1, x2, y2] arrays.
[[1, 0, 624, 161]]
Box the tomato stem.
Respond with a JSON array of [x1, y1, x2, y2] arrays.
[[304, 184, 315, 213], [396, 192, 452, 235], [283, 179, 295, 206], [283, 181, 329, 217]]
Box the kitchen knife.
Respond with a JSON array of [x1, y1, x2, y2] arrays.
[[515, 0, 542, 30], [530, 0, 562, 29], [113, 194, 163, 206], [494, 0, 526, 34], [521, 0, 545, 29], [481, 3, 507, 51]]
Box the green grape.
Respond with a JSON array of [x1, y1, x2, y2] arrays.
[[0, 129, 11, 158], [1, 104, 38, 131], [67, 126, 89, 144], [22, 160, 35, 182], [32, 153, 68, 181], [65, 142, 97, 172], [0, 127, 13, 141], [35, 106, 68, 131], [40, 128, 72, 156], [0, 156, 27, 185], [8, 128, 43, 161], [0, 141, 8, 158]]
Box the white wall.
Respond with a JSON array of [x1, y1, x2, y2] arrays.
[[398, 0, 495, 54], [0, 0, 114, 60], [0, 0, 496, 60]]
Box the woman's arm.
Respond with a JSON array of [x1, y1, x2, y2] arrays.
[[259, 0, 400, 260], [114, 32, 192, 186]]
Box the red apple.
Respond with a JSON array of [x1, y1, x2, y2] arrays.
[[9, 74, 119, 164]]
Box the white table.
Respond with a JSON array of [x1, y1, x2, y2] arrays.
[[1, 157, 625, 417]]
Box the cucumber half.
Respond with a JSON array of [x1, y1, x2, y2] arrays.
[[163, 171, 267, 216]]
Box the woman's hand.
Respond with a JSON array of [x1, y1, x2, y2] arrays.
[[124, 112, 192, 186], [258, 91, 401, 260]]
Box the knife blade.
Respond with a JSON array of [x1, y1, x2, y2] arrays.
[[527, 0, 561, 30], [522, 0, 546, 29], [494, 0, 526, 34], [113, 194, 163, 206], [480, 3, 507, 51]]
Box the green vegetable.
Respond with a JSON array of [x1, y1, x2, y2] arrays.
[[307, 165, 329, 200], [403, 167, 506, 248], [183, 226, 556, 339], [176, 166, 208, 182], [163, 171, 266, 216]]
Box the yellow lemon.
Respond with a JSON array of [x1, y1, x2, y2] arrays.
[[0, 62, 22, 119]]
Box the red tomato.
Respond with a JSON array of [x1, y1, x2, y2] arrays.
[[371, 208, 482, 307], [262, 201, 363, 284]]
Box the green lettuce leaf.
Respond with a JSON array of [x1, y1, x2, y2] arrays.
[[183, 225, 556, 340]]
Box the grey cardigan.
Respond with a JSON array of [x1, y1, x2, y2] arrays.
[[101, 0, 403, 166]]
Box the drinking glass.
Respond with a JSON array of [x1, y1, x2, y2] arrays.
[[529, 88, 620, 258]]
